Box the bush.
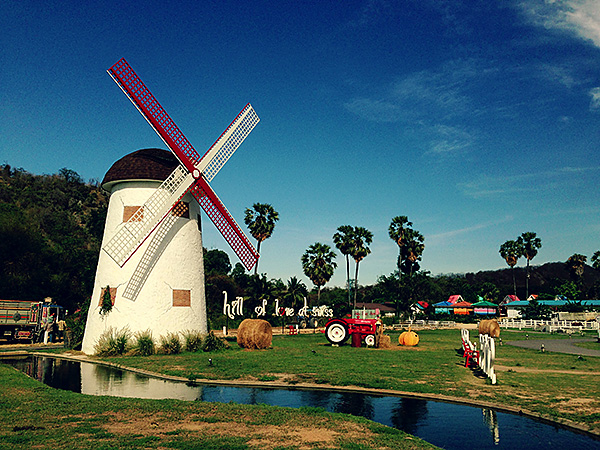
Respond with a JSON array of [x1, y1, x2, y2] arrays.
[[129, 330, 155, 356], [159, 332, 182, 354], [202, 331, 229, 352], [181, 330, 204, 352], [94, 327, 131, 356]]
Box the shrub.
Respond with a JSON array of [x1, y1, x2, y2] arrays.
[[129, 330, 155, 356], [181, 330, 204, 352], [159, 332, 182, 354], [94, 327, 131, 356], [202, 331, 229, 352]]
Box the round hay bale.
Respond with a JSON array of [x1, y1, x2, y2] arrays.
[[378, 334, 392, 349], [478, 319, 500, 338], [237, 319, 272, 349]]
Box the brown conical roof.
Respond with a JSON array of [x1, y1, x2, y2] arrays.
[[102, 148, 179, 190]]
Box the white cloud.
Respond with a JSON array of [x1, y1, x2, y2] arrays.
[[427, 216, 514, 245], [589, 86, 600, 110], [459, 166, 600, 198], [344, 60, 477, 125], [519, 0, 600, 48], [428, 125, 474, 155]]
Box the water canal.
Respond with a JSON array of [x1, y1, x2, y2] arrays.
[[3, 355, 599, 450]]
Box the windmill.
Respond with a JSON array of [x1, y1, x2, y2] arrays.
[[81, 58, 259, 353]]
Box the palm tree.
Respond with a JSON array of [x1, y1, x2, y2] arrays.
[[591, 251, 600, 270], [333, 225, 354, 305], [517, 232, 542, 299], [388, 216, 413, 276], [349, 226, 373, 307], [400, 229, 424, 277], [499, 240, 522, 297], [301, 243, 337, 302], [566, 254, 587, 285], [285, 276, 307, 310], [244, 203, 279, 275]]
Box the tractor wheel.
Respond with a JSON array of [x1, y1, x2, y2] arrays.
[[325, 321, 349, 344], [364, 334, 376, 347]]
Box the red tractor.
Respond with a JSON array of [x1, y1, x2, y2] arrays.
[[324, 315, 382, 347]]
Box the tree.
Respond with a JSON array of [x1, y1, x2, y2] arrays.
[[591, 251, 600, 270], [244, 203, 279, 275], [285, 276, 307, 310], [389, 217, 425, 317], [400, 229, 424, 277], [521, 298, 551, 320], [246, 274, 279, 316], [203, 248, 232, 276], [499, 240, 522, 297], [349, 226, 373, 307], [556, 281, 581, 301], [333, 225, 354, 305], [388, 216, 413, 276], [566, 254, 587, 285], [517, 232, 542, 300], [301, 243, 337, 302]]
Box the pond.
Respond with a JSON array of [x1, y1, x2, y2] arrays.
[[3, 355, 599, 450]]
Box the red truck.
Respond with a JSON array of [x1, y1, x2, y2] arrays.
[[324, 309, 382, 347], [0, 299, 64, 343]]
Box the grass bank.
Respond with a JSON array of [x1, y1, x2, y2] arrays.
[[95, 329, 600, 434], [0, 363, 436, 450]]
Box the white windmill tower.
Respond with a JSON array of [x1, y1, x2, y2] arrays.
[[81, 59, 260, 354]]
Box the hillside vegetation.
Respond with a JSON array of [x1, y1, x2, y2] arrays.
[[0, 164, 108, 313], [2, 164, 599, 322]]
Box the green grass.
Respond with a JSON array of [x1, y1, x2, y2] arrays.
[[94, 329, 600, 432], [0, 363, 437, 450]]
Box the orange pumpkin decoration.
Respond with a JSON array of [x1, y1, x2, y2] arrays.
[[398, 326, 419, 346]]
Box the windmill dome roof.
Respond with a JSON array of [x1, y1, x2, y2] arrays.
[[102, 148, 178, 190]]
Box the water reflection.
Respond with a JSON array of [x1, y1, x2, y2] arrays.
[[3, 356, 598, 450], [483, 408, 500, 445], [391, 397, 428, 435]]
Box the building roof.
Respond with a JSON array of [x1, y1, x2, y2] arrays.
[[506, 300, 600, 308], [355, 302, 396, 312], [472, 300, 498, 308], [434, 301, 453, 307], [102, 148, 179, 190], [453, 301, 473, 308], [447, 295, 463, 304]]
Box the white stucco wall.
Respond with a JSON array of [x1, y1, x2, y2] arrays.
[[81, 180, 207, 354]]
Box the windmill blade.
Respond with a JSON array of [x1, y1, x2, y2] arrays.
[[198, 103, 260, 182], [103, 166, 194, 267], [122, 202, 187, 301], [108, 58, 202, 174], [190, 177, 259, 271]]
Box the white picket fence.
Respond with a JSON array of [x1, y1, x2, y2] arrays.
[[499, 318, 599, 332], [460, 329, 496, 385], [478, 334, 497, 385]]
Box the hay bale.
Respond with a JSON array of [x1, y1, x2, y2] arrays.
[[378, 334, 392, 349], [478, 319, 500, 338], [237, 319, 272, 349]]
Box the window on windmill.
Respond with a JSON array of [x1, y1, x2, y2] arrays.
[[173, 289, 191, 307], [171, 201, 190, 219], [123, 206, 144, 222], [99, 287, 117, 306]]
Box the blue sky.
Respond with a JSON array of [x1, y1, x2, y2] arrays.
[[2, 0, 600, 290]]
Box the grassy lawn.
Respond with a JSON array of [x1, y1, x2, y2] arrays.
[[0, 362, 437, 450], [89, 329, 600, 434], [2, 327, 598, 448]]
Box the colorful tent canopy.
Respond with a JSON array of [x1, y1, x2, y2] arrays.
[[472, 300, 498, 315], [452, 301, 473, 315]]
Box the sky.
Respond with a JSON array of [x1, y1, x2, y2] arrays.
[[1, 0, 600, 290]]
